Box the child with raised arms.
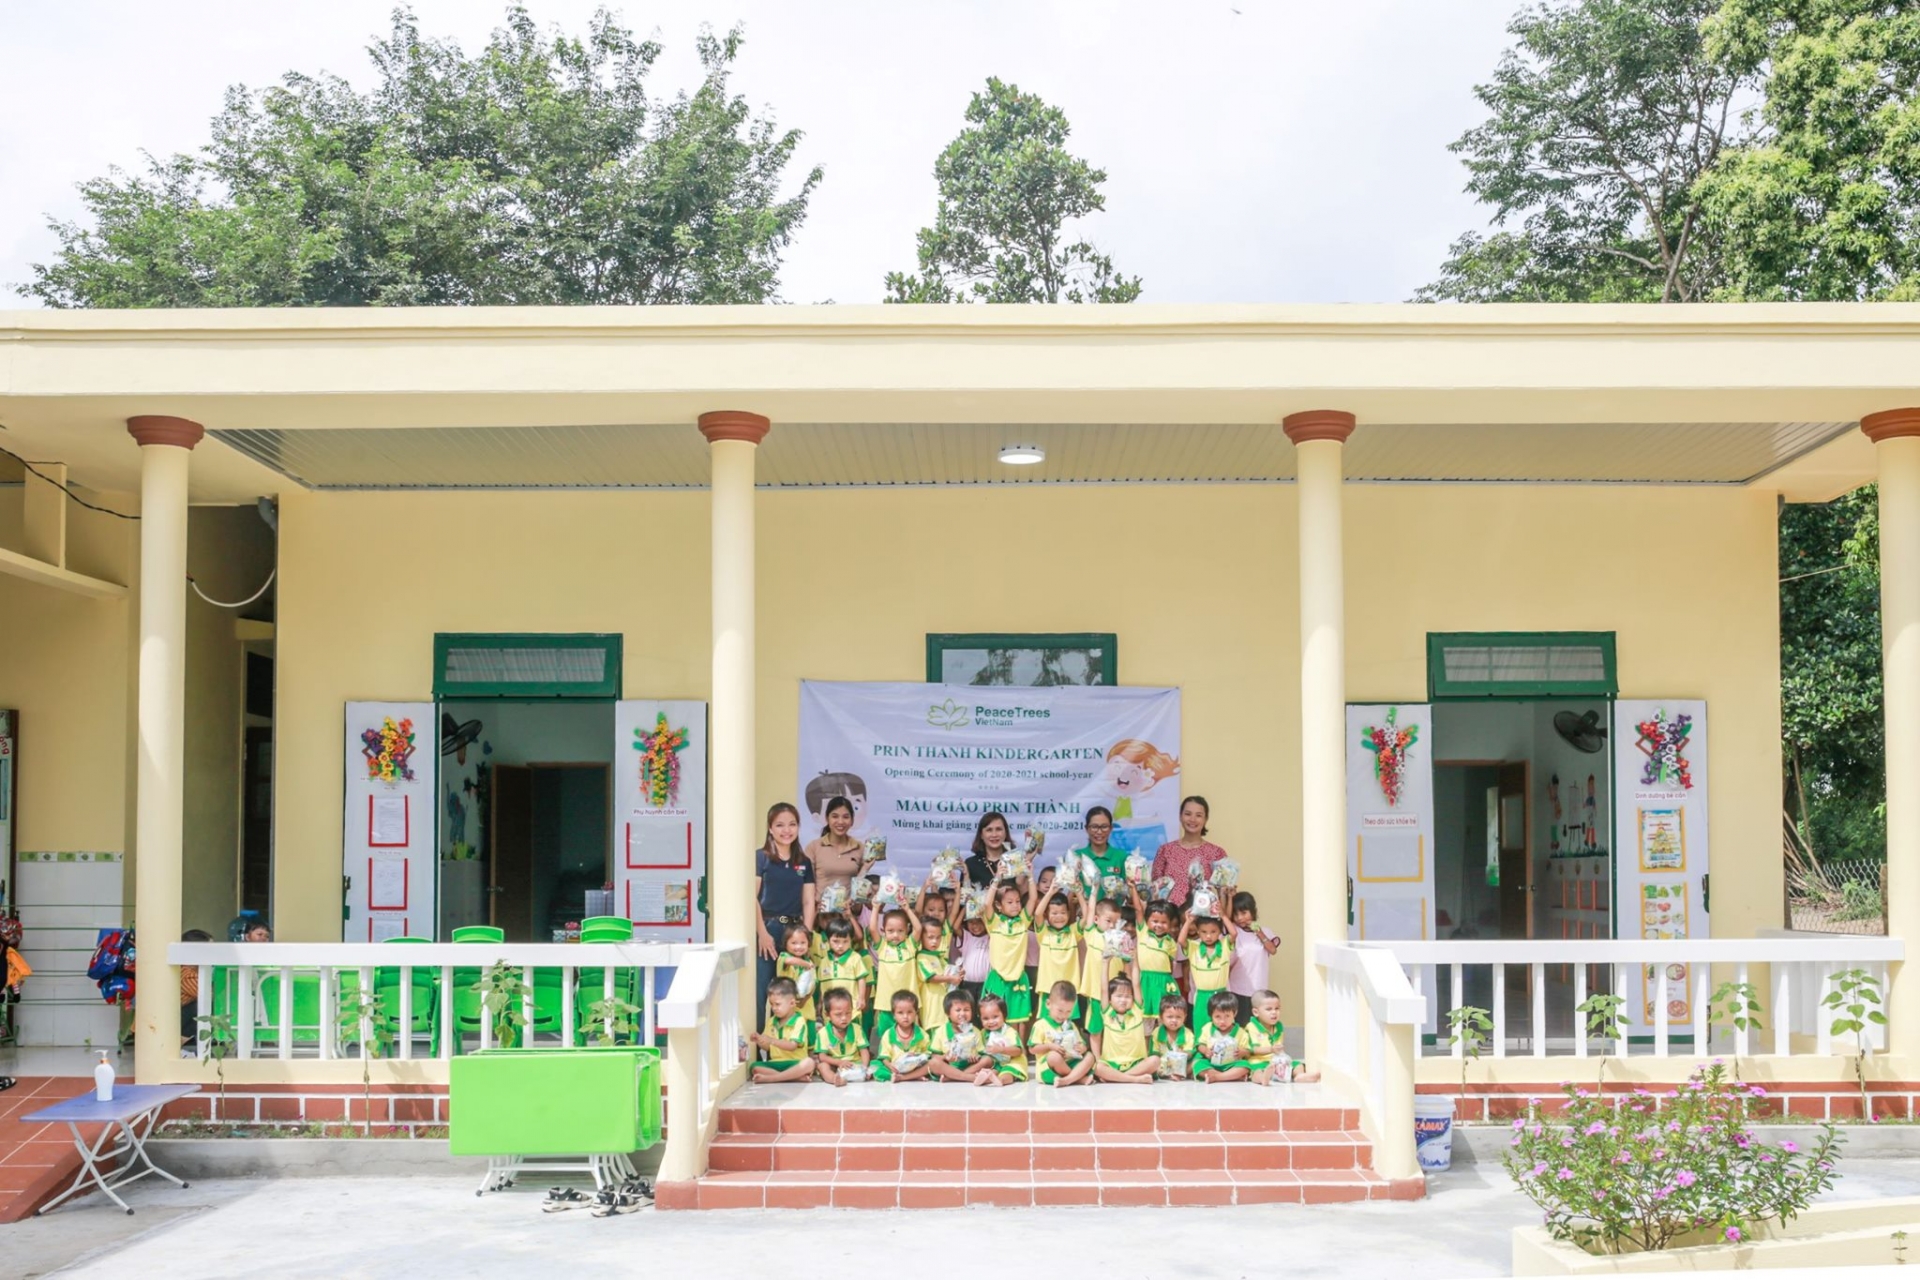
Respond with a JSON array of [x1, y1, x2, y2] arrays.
[[816, 916, 871, 1029], [983, 875, 1040, 1036], [871, 989, 933, 1082], [813, 987, 870, 1086], [1033, 882, 1081, 1011], [931, 989, 988, 1083], [916, 917, 959, 1034], [1195, 990, 1252, 1083], [1028, 981, 1093, 1087], [1179, 909, 1234, 1011], [1079, 893, 1127, 1037], [1092, 976, 1158, 1084], [976, 992, 1029, 1086], [1227, 891, 1280, 1025], [956, 911, 991, 1004], [749, 977, 815, 1084], [868, 899, 922, 1038], [1130, 889, 1179, 1016], [1152, 995, 1198, 1080]]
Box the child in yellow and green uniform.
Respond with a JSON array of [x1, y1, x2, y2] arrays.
[[1027, 981, 1093, 1086], [1033, 886, 1081, 1009], [1195, 990, 1252, 1082], [983, 878, 1039, 1032], [1131, 894, 1179, 1016], [1091, 976, 1158, 1084], [1243, 989, 1322, 1085], [871, 990, 933, 1082], [816, 917, 871, 1026], [1078, 895, 1126, 1035], [749, 977, 815, 1084], [867, 900, 922, 1039], [772, 924, 817, 1022], [1152, 995, 1198, 1079], [1180, 911, 1234, 1008], [916, 918, 959, 1034], [931, 989, 988, 1083], [812, 987, 870, 1086], [977, 992, 1029, 1085]]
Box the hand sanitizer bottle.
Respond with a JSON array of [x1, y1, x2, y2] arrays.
[[94, 1050, 115, 1103]]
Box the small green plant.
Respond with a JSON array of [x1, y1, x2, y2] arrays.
[[474, 962, 530, 1048], [1506, 1062, 1842, 1256], [196, 1011, 235, 1121], [1894, 1228, 1909, 1265], [1824, 967, 1887, 1115], [1447, 1004, 1493, 1097], [336, 982, 398, 1136], [1710, 980, 1766, 1071], [583, 995, 641, 1048], [1576, 992, 1628, 1084]]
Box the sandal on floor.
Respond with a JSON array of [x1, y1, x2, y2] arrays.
[[591, 1189, 648, 1218], [0, 1077, 16, 1093]]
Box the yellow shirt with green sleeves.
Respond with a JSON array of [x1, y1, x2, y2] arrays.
[[1152, 1023, 1198, 1066], [818, 948, 871, 1013], [1196, 1022, 1243, 1067], [760, 1011, 811, 1063], [1186, 938, 1232, 992], [1080, 925, 1125, 1002], [917, 948, 957, 1030], [874, 1023, 929, 1067], [871, 939, 919, 1014], [1026, 1012, 1087, 1061], [1137, 929, 1177, 975], [981, 1023, 1028, 1074], [987, 911, 1031, 982], [1100, 1004, 1150, 1066], [813, 1019, 869, 1064], [773, 954, 816, 1020], [1240, 1017, 1286, 1063], [1035, 922, 1081, 996], [932, 1021, 983, 1063]]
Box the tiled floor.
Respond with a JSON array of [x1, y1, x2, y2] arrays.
[[0, 1076, 104, 1223]]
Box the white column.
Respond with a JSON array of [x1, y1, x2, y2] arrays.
[[127, 415, 203, 1084], [699, 412, 768, 950], [1866, 409, 1920, 1060], [1286, 409, 1355, 1069]]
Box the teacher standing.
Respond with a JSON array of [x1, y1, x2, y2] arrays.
[[754, 802, 815, 1028], [963, 811, 1017, 886], [1151, 795, 1228, 910], [1072, 806, 1128, 882], [805, 796, 864, 903]]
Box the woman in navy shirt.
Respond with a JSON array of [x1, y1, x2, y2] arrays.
[[754, 802, 815, 1027]]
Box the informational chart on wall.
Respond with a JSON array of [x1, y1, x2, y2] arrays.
[[796, 682, 1181, 878], [342, 702, 436, 942], [1612, 699, 1710, 1036], [1345, 704, 1437, 944], [614, 700, 708, 942]]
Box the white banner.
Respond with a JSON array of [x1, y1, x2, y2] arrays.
[[797, 682, 1182, 877]]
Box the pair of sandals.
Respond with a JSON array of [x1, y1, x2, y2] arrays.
[[541, 1180, 652, 1218]]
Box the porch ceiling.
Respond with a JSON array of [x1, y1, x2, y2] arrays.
[[204, 418, 1854, 490]]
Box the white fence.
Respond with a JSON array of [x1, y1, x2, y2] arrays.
[[656, 944, 749, 1183], [1371, 935, 1904, 1058], [168, 941, 693, 1061], [1317, 942, 1424, 1179]]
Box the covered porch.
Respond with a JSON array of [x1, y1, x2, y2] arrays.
[[2, 303, 1919, 1190]]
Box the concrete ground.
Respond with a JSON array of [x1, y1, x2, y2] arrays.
[[11, 1156, 1920, 1280]]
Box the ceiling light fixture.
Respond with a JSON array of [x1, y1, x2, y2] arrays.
[[998, 444, 1045, 466]]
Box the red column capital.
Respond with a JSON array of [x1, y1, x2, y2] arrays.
[[698, 411, 771, 446], [1282, 410, 1357, 446], [126, 415, 205, 449], [1863, 408, 1920, 444]]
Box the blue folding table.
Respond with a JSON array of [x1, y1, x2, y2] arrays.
[[24, 1083, 198, 1215]]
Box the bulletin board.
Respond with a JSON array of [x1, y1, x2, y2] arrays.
[[614, 700, 708, 942], [342, 701, 436, 942], [1612, 699, 1710, 1036]]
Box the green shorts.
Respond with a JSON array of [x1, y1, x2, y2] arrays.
[[1101, 1057, 1146, 1074], [991, 1060, 1028, 1082], [982, 971, 1033, 1023], [1199, 1060, 1250, 1075], [1037, 1056, 1087, 1084], [759, 1059, 805, 1071]]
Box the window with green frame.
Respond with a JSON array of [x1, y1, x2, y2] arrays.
[[432, 633, 622, 699], [1427, 631, 1617, 700], [926, 633, 1117, 687]]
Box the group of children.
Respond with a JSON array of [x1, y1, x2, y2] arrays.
[[748, 865, 1319, 1088]]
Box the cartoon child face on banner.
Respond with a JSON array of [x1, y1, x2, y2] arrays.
[[1103, 738, 1180, 852], [805, 770, 870, 837]]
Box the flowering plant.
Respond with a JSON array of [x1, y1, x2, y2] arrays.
[[362, 717, 417, 785], [1505, 1063, 1841, 1255]]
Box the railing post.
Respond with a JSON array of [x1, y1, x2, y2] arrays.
[[1735, 961, 1751, 1058], [1492, 963, 1507, 1057], [1531, 962, 1546, 1057], [440, 964, 455, 1060], [1573, 962, 1588, 1059], [1376, 1014, 1419, 1180]]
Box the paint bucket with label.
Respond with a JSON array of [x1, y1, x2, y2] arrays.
[[1414, 1095, 1455, 1172]]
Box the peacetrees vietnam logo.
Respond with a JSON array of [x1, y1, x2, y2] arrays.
[[927, 698, 972, 730]]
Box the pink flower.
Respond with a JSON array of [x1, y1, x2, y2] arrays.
[[1749, 1086, 1768, 1097], [1726, 1227, 1742, 1243], [1532, 1162, 1550, 1177], [1513, 1118, 1526, 1131], [1779, 1141, 1798, 1153], [1557, 1168, 1575, 1181], [1586, 1121, 1608, 1136], [1674, 1170, 1696, 1187]]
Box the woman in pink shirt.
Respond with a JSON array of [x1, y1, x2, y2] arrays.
[[1150, 796, 1228, 909], [1227, 890, 1280, 1024]]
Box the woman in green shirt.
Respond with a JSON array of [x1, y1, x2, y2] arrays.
[[1072, 806, 1129, 882]]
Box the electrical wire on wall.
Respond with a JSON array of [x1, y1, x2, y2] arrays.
[[2, 441, 278, 608]]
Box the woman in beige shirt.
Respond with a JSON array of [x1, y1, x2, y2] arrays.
[[806, 796, 865, 902]]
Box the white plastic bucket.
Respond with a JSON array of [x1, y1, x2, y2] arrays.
[[1414, 1096, 1455, 1172]]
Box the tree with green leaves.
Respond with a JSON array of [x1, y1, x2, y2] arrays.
[[1700, 0, 1920, 301], [1415, 0, 1751, 304], [885, 78, 1140, 304], [24, 7, 820, 307]]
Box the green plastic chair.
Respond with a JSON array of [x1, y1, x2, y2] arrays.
[[255, 970, 325, 1047], [579, 916, 632, 934], [452, 925, 504, 944]]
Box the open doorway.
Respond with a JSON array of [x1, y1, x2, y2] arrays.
[[438, 700, 614, 942]]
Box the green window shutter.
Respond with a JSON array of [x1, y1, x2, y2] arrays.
[[1427, 632, 1616, 700], [433, 633, 622, 699]]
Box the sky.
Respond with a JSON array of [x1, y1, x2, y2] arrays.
[[0, 1, 1522, 306]]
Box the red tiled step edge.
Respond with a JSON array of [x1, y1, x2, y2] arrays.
[[708, 1131, 1373, 1174], [717, 1105, 1359, 1137], [658, 1169, 1426, 1210]]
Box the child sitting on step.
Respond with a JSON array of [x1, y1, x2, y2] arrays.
[[749, 977, 815, 1084], [931, 988, 987, 1082], [1152, 994, 1197, 1079], [1242, 989, 1321, 1085], [1195, 991, 1252, 1083], [1028, 981, 1093, 1087], [976, 993, 1029, 1086], [812, 987, 869, 1086], [871, 989, 933, 1082]]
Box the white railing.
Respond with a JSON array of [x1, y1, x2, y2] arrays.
[[655, 944, 750, 1184], [1372, 936, 1903, 1059], [169, 941, 693, 1062], [1317, 942, 1425, 1180]]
